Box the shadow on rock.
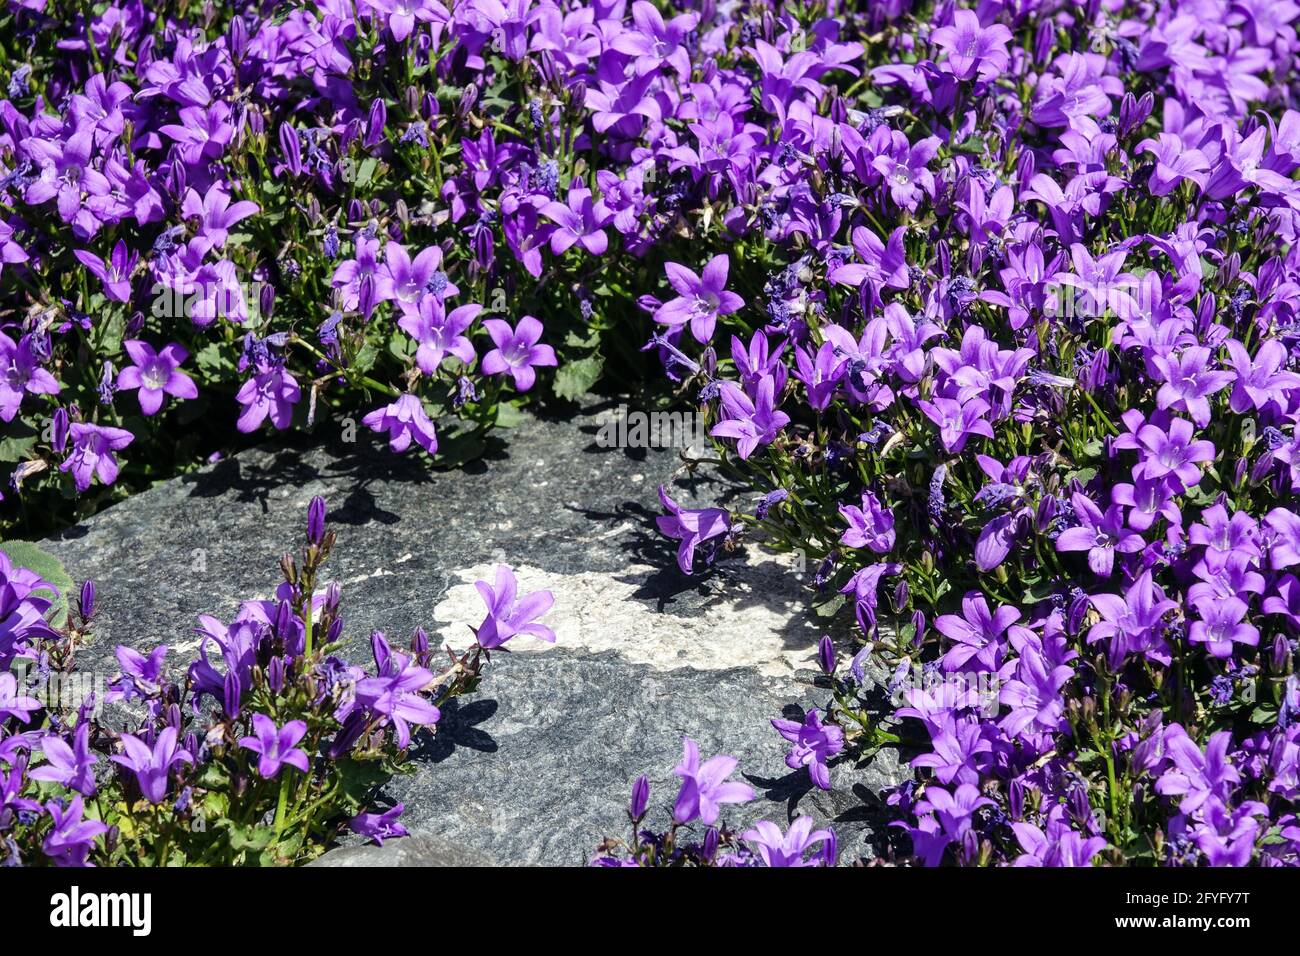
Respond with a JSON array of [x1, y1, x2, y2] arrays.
[[409, 697, 500, 764]]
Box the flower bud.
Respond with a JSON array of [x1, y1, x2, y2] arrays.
[[817, 635, 835, 676], [52, 407, 69, 452], [78, 580, 96, 621], [259, 282, 276, 321], [228, 15, 248, 62], [279, 123, 302, 176], [307, 495, 327, 545], [629, 774, 649, 820], [268, 656, 285, 694], [1273, 634, 1292, 674], [701, 826, 719, 861], [364, 99, 387, 149], [457, 84, 478, 119]]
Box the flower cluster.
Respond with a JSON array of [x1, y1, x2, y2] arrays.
[[0, 499, 552, 866], [623, 3, 1300, 866], [591, 737, 836, 867], [7, 0, 1300, 868]]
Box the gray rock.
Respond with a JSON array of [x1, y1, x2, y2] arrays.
[[308, 834, 496, 867], [42, 400, 903, 865]]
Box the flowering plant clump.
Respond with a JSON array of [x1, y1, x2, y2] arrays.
[[591, 737, 837, 867], [0, 497, 553, 866], [7, 0, 1300, 869], [609, 2, 1300, 867]]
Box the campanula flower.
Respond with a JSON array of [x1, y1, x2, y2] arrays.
[[771, 709, 844, 790], [362, 393, 438, 455], [671, 737, 754, 826], [472, 564, 556, 649], [480, 316, 557, 393], [239, 714, 311, 779], [655, 485, 731, 575], [654, 254, 744, 344]]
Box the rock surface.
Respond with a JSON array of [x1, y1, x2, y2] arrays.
[[43, 400, 902, 865]]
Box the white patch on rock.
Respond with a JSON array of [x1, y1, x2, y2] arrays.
[[431, 548, 821, 678]]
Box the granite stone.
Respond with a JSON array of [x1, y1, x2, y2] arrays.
[[42, 400, 903, 865]]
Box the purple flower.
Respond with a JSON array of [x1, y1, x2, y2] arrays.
[[1137, 134, 1211, 196], [655, 485, 731, 575], [180, 185, 258, 248], [1224, 338, 1300, 415], [1054, 492, 1144, 576], [936, 591, 1020, 672], [1151, 347, 1233, 427], [838, 490, 896, 553], [362, 393, 438, 455], [235, 365, 300, 433], [115, 341, 198, 416], [840, 562, 902, 634], [29, 723, 98, 796], [1087, 570, 1177, 666], [653, 254, 744, 344], [0, 331, 60, 422], [671, 737, 755, 826], [332, 235, 382, 313], [1189, 504, 1259, 572], [158, 102, 235, 164], [711, 376, 790, 460], [930, 10, 1013, 81], [349, 803, 409, 846], [480, 316, 557, 392], [354, 647, 441, 749], [1011, 808, 1109, 866], [771, 709, 844, 790], [1110, 474, 1181, 532], [1000, 645, 1073, 737], [872, 132, 941, 211], [42, 796, 108, 867], [73, 239, 137, 302], [377, 243, 455, 318], [539, 186, 613, 256], [1114, 413, 1214, 490], [110, 644, 168, 700], [59, 423, 134, 492], [742, 816, 833, 867], [918, 396, 994, 454], [1155, 729, 1241, 814], [398, 301, 480, 374], [1188, 597, 1259, 659], [109, 727, 193, 805], [239, 714, 311, 779], [473, 564, 556, 649], [23, 129, 110, 238], [0, 671, 40, 723]]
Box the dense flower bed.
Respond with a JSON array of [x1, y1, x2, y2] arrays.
[[0, 501, 554, 865], [4, 0, 1300, 866]]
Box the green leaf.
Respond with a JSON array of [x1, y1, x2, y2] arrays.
[[353, 342, 379, 375], [436, 429, 487, 469], [0, 420, 39, 462], [334, 757, 391, 811], [813, 593, 846, 618], [495, 403, 527, 428], [0, 539, 75, 627], [353, 156, 379, 189], [227, 823, 274, 852], [194, 341, 236, 376], [553, 353, 604, 401]]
